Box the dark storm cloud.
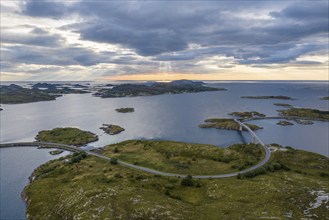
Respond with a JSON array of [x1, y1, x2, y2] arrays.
[[17, 0, 329, 67], [1, 45, 112, 66], [2, 27, 64, 47], [22, 0, 67, 18]]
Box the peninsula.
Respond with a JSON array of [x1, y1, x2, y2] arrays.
[[0, 83, 90, 104], [0, 84, 59, 104], [23, 140, 329, 219]]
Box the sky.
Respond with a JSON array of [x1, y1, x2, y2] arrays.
[[1, 0, 328, 81]]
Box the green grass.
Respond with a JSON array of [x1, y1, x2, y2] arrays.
[[35, 127, 98, 146], [278, 108, 329, 121], [102, 140, 263, 175], [25, 142, 329, 219], [229, 111, 266, 118], [199, 118, 262, 131]]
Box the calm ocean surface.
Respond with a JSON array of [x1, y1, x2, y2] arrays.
[[0, 81, 328, 219]]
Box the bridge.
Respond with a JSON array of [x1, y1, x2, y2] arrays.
[[234, 119, 271, 168], [0, 121, 271, 179]]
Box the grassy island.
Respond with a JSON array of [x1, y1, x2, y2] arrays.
[[229, 111, 266, 118], [274, 103, 293, 108], [24, 140, 329, 219], [35, 127, 98, 146], [100, 124, 125, 135], [277, 120, 294, 126], [278, 108, 329, 121], [199, 118, 262, 131], [93, 80, 226, 98], [115, 107, 135, 113], [102, 140, 263, 175], [241, 95, 294, 100]]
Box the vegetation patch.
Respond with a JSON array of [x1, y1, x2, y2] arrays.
[[241, 95, 294, 100], [199, 118, 262, 131], [102, 140, 263, 175], [24, 142, 329, 219], [115, 107, 135, 113], [229, 111, 266, 118], [100, 124, 125, 135], [319, 96, 329, 100], [35, 127, 98, 146], [278, 108, 329, 121]]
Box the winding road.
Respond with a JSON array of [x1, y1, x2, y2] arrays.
[[0, 120, 271, 179]]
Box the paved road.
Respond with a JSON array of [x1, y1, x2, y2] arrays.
[[0, 121, 271, 179]]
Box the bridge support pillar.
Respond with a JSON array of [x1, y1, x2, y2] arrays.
[[239, 125, 242, 131], [252, 136, 256, 144]]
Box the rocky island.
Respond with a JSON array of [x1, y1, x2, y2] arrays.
[[241, 95, 294, 100], [100, 124, 125, 135], [93, 80, 226, 98], [199, 118, 262, 131], [23, 140, 329, 219], [277, 120, 294, 126], [35, 127, 98, 146], [115, 107, 135, 113], [0, 84, 60, 104]]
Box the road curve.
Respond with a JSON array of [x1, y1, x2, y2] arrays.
[[0, 122, 271, 179]]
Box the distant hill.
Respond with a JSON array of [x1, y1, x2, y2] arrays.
[[94, 80, 226, 98]]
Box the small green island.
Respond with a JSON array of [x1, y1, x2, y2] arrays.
[[199, 118, 262, 131], [274, 103, 293, 108], [241, 95, 294, 100], [319, 96, 329, 100], [100, 124, 125, 135], [35, 127, 98, 146], [277, 120, 294, 126], [24, 140, 329, 219], [229, 111, 266, 118], [278, 108, 329, 121], [115, 107, 135, 113]]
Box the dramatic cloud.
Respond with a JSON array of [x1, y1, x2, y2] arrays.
[[1, 0, 328, 80]]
